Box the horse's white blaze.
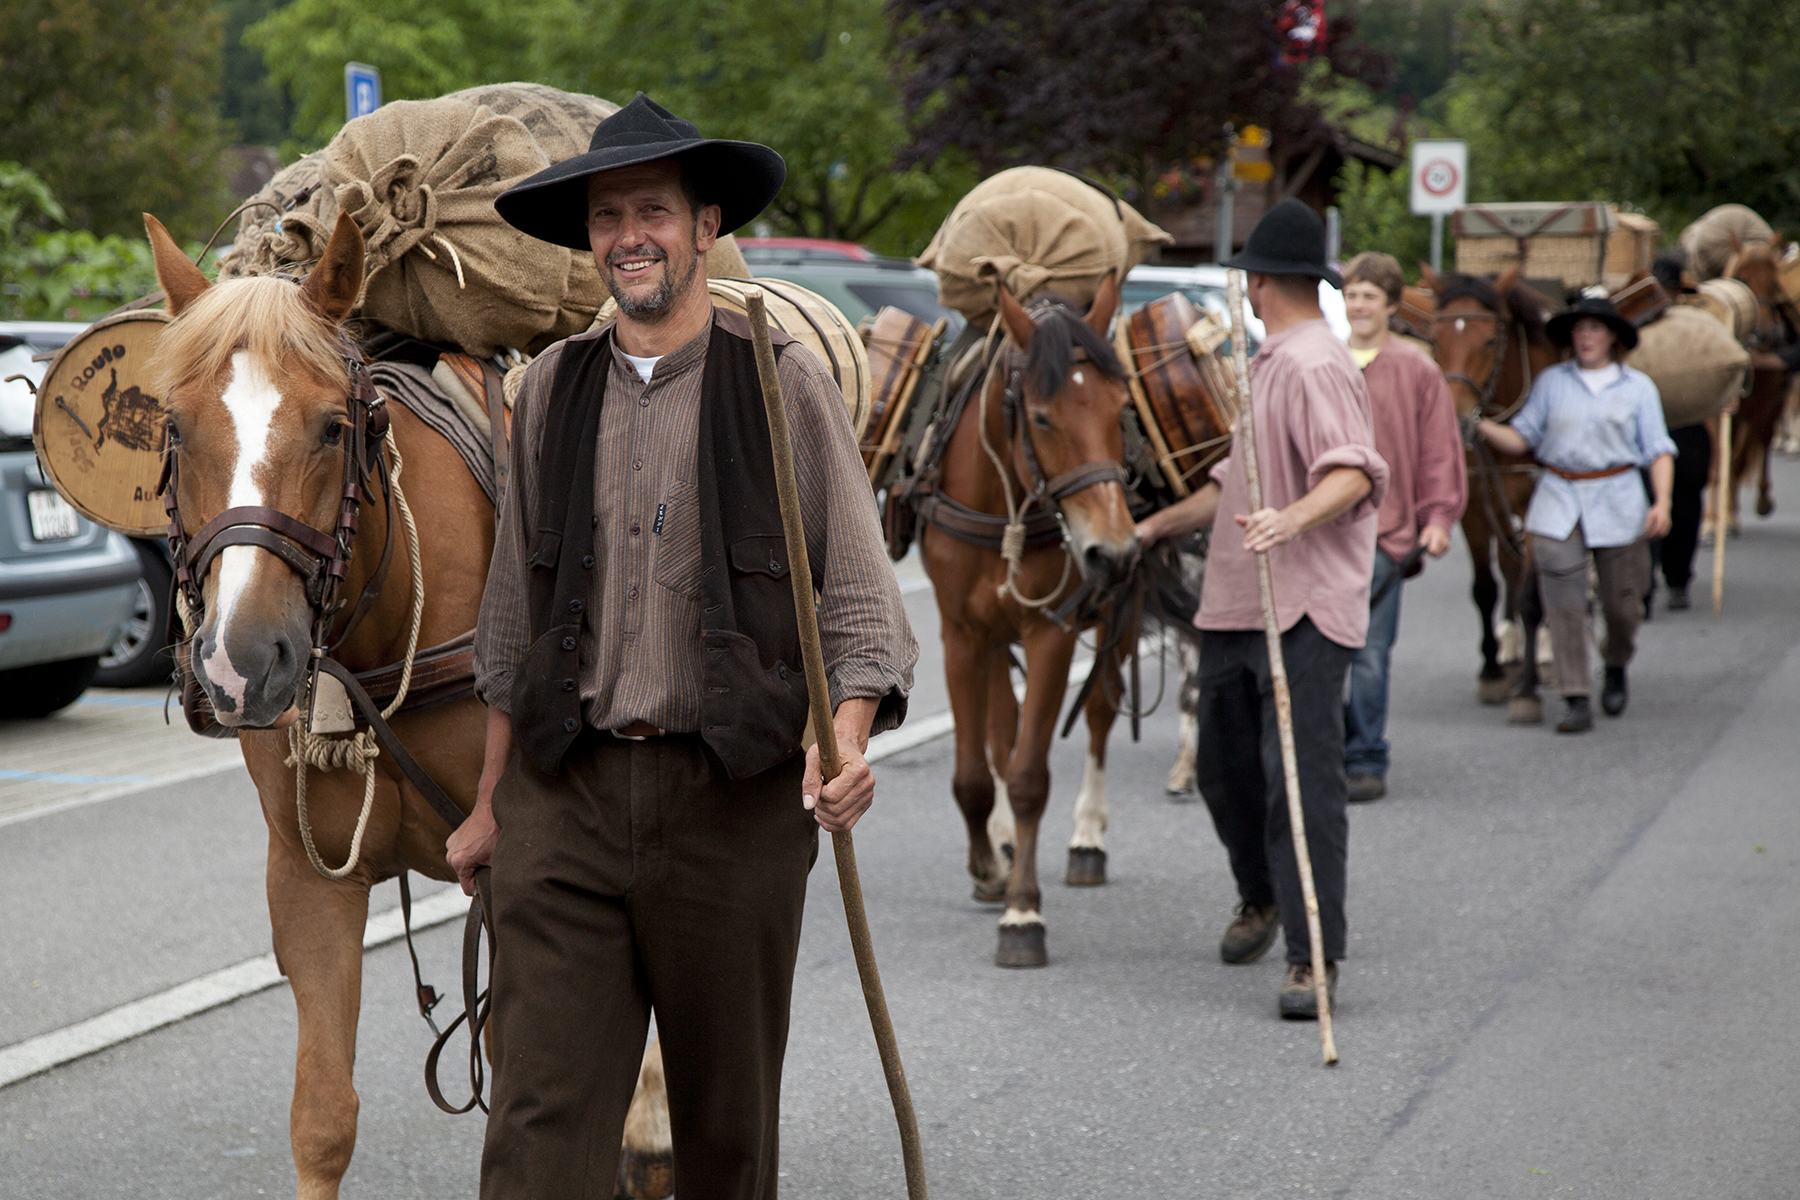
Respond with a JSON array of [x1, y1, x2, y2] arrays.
[[202, 351, 288, 707], [1070, 752, 1108, 849], [999, 906, 1043, 927], [986, 766, 1015, 853]]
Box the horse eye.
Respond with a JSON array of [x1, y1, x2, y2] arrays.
[[1031, 413, 1053, 430], [321, 420, 344, 447], [164, 421, 182, 446]]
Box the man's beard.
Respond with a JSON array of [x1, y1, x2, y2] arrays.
[[606, 242, 698, 321]]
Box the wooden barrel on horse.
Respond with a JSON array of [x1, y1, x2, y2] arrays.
[[860, 306, 947, 486], [1113, 290, 1239, 499]]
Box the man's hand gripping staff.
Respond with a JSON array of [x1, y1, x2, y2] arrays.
[[745, 288, 929, 1199]]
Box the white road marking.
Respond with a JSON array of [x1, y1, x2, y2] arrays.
[[0, 886, 471, 1090], [0, 760, 242, 832]]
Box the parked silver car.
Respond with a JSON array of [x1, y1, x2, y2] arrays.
[[0, 323, 142, 715]]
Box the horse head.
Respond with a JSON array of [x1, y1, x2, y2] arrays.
[[1419, 263, 1547, 419], [1724, 231, 1790, 344], [147, 211, 369, 728], [992, 273, 1139, 589]]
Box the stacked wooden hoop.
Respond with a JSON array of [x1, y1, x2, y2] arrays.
[[1112, 291, 1240, 497]]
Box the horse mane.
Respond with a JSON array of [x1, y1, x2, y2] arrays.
[[154, 275, 351, 398], [1022, 304, 1124, 398], [1432, 271, 1551, 343]]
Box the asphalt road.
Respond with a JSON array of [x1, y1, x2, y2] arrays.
[[3, 463, 1798, 1198]]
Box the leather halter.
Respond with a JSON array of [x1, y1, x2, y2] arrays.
[[1000, 345, 1130, 506], [1433, 307, 1533, 422], [161, 338, 395, 657]]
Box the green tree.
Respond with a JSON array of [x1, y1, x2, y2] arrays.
[[247, 0, 543, 150], [1333, 159, 1434, 280], [1441, 0, 1800, 234], [0, 0, 233, 242], [218, 0, 297, 146]]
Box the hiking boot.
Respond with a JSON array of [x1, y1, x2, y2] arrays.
[[1346, 773, 1387, 803], [1556, 695, 1593, 733], [1666, 585, 1690, 611], [1219, 902, 1281, 964], [1279, 961, 1338, 1020], [1601, 666, 1628, 716]]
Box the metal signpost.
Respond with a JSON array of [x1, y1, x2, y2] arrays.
[[344, 63, 382, 122], [1409, 139, 1467, 273]]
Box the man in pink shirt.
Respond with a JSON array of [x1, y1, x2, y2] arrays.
[[1138, 200, 1388, 1020], [1340, 252, 1467, 802]]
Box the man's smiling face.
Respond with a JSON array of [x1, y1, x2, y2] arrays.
[[585, 161, 720, 322]]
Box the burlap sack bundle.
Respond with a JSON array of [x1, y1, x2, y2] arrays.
[[1629, 302, 1750, 428], [221, 83, 750, 355], [1679, 204, 1775, 281], [918, 166, 1172, 329]]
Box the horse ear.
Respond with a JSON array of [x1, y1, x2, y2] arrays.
[[145, 214, 209, 317], [996, 283, 1036, 350], [1495, 264, 1521, 295], [300, 212, 365, 324], [1419, 262, 1441, 291], [1086, 271, 1121, 335]]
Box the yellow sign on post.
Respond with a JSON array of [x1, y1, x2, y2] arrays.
[[1232, 125, 1273, 183]]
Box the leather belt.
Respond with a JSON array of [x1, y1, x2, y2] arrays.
[[611, 720, 667, 740], [1548, 464, 1635, 481]]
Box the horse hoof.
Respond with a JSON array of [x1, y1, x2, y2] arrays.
[[617, 1147, 674, 1199], [1164, 784, 1198, 803], [1066, 846, 1107, 886], [971, 879, 1007, 904], [1757, 496, 1774, 517], [1508, 695, 1543, 725], [1476, 676, 1510, 705], [995, 923, 1048, 968]]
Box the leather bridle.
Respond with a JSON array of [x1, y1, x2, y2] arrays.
[[161, 338, 398, 680], [1433, 308, 1533, 422], [999, 348, 1130, 513]]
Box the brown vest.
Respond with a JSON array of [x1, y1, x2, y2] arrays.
[[510, 312, 812, 778]]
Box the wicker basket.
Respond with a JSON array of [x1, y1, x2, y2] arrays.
[[1454, 202, 1616, 290], [1603, 211, 1660, 292]]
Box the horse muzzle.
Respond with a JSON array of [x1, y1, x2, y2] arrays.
[[196, 615, 312, 728]]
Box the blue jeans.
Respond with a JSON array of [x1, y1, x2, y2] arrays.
[[1344, 548, 1402, 778]]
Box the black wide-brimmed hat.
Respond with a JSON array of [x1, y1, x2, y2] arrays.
[[495, 92, 786, 250], [1546, 295, 1639, 352], [1222, 198, 1343, 289]]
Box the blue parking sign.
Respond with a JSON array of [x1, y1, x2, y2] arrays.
[[344, 63, 382, 121]]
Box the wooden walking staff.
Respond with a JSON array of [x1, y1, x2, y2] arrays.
[[744, 288, 929, 1199], [1224, 270, 1340, 1066], [1713, 409, 1731, 616]]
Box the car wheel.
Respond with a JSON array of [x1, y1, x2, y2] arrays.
[[95, 543, 174, 689], [0, 656, 102, 718]]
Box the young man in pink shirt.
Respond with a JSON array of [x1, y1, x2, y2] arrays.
[[1138, 200, 1388, 1019], [1339, 253, 1466, 801]]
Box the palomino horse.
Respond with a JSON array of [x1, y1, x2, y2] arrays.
[[921, 274, 1140, 967], [145, 215, 670, 1198], [1419, 264, 1560, 723], [1717, 232, 1797, 525]]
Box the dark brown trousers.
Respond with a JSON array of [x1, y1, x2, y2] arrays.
[[480, 730, 816, 1200]]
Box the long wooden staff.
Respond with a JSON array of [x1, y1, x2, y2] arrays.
[[745, 289, 928, 1199], [1713, 408, 1731, 616], [1224, 271, 1339, 1066]]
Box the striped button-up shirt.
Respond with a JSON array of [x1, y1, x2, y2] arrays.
[[474, 308, 916, 735]]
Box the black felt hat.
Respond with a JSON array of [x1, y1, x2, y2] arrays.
[[1546, 295, 1639, 352], [495, 93, 786, 250], [1222, 198, 1343, 289]]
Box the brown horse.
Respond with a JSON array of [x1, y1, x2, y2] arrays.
[[1718, 232, 1796, 524], [145, 215, 671, 1198], [1419, 264, 1561, 722], [921, 274, 1140, 968]]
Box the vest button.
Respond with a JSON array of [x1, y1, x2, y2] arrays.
[[561, 636, 577, 651], [769, 558, 781, 572], [592, 515, 599, 528], [562, 678, 576, 691], [582, 555, 595, 568], [563, 718, 580, 733], [568, 599, 583, 614], [777, 663, 787, 679]]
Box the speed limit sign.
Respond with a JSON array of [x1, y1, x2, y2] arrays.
[[1409, 139, 1467, 215]]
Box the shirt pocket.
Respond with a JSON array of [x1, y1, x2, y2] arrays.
[[650, 477, 702, 600]]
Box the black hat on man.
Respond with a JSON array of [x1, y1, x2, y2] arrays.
[[496, 92, 786, 250], [1222, 198, 1343, 289], [1546, 295, 1639, 352]]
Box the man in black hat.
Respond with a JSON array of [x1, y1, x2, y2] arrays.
[[1137, 198, 1388, 1019], [447, 94, 916, 1197], [1474, 295, 1673, 731]]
